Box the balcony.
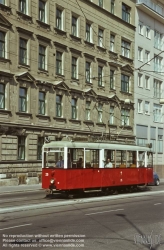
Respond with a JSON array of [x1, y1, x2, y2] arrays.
[[136, 0, 164, 24]]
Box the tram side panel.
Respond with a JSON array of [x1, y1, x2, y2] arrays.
[[42, 167, 153, 190]]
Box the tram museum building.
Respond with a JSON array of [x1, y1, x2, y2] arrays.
[[0, 0, 163, 185]]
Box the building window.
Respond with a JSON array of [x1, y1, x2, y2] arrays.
[[98, 28, 103, 47], [146, 26, 150, 39], [0, 0, 5, 5], [39, 0, 45, 22], [109, 106, 114, 124], [39, 91, 45, 115], [121, 74, 129, 93], [19, 88, 27, 112], [138, 99, 143, 113], [139, 22, 143, 35], [98, 104, 103, 123], [121, 109, 129, 126], [56, 95, 62, 117], [154, 79, 162, 98], [38, 45, 46, 70], [145, 76, 150, 89], [145, 101, 150, 115], [56, 8, 62, 30], [137, 138, 147, 146], [0, 83, 5, 109], [138, 73, 142, 87], [98, 66, 103, 86], [72, 16, 77, 36], [110, 34, 115, 52], [154, 55, 162, 73], [56, 51, 62, 75], [138, 47, 143, 61], [150, 139, 156, 153], [71, 98, 77, 119], [0, 31, 5, 58], [85, 101, 91, 120], [19, 38, 27, 65], [157, 133, 163, 153], [153, 104, 162, 122], [154, 31, 162, 50], [121, 40, 130, 58], [145, 50, 150, 64], [37, 137, 44, 160], [110, 70, 114, 89], [18, 136, 26, 160], [99, 0, 103, 8], [86, 62, 91, 83], [19, 0, 26, 14], [86, 23, 91, 42], [122, 3, 130, 23], [111, 0, 115, 14], [72, 57, 77, 79]]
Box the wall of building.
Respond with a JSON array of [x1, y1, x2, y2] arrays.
[[0, 0, 136, 185], [135, 0, 164, 177]]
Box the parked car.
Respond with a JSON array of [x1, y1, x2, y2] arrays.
[[148, 172, 160, 186]]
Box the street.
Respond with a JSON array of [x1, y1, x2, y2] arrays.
[[0, 185, 164, 250]]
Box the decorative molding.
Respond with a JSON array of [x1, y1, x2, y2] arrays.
[[16, 26, 33, 36], [36, 34, 51, 43]]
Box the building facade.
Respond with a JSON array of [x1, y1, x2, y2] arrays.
[[135, 0, 164, 178], [0, 0, 136, 185]]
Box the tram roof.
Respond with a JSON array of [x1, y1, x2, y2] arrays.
[[43, 141, 150, 151]]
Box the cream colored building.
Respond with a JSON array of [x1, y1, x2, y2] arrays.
[[0, 0, 136, 185]]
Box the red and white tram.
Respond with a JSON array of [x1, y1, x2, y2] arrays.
[[42, 140, 153, 195]]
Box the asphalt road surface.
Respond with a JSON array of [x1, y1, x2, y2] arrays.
[[0, 184, 164, 250]]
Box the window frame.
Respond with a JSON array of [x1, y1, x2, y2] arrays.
[[72, 16, 78, 37], [56, 95, 62, 117], [0, 31, 5, 58], [111, 0, 115, 14], [86, 22, 91, 42], [98, 28, 103, 47], [72, 56, 77, 79], [37, 136, 44, 160], [38, 44, 46, 70], [121, 74, 129, 93], [19, 38, 27, 65], [71, 98, 77, 119], [19, 87, 27, 112], [56, 8, 62, 30], [85, 61, 91, 83], [110, 70, 114, 89], [18, 136, 26, 160], [0, 83, 5, 109], [85, 101, 91, 120], [19, 0, 27, 14], [121, 109, 130, 126], [56, 51, 63, 75], [39, 0, 46, 23], [121, 40, 130, 58], [110, 34, 115, 52], [98, 66, 103, 86], [122, 3, 130, 23], [98, 103, 103, 123], [39, 91, 45, 115]]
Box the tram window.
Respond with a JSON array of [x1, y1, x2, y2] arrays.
[[147, 152, 153, 167], [115, 150, 126, 168], [138, 151, 145, 167], [70, 148, 84, 168], [104, 150, 115, 168], [85, 149, 99, 168], [127, 151, 136, 168], [45, 148, 64, 168]]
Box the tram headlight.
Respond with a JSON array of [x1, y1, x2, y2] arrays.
[[50, 179, 54, 184]]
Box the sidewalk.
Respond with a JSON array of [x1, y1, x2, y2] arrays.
[[0, 180, 164, 194], [0, 183, 42, 193]]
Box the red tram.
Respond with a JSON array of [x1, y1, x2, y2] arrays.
[[42, 140, 153, 195]]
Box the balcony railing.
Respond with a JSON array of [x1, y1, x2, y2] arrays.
[[137, 0, 164, 17]]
